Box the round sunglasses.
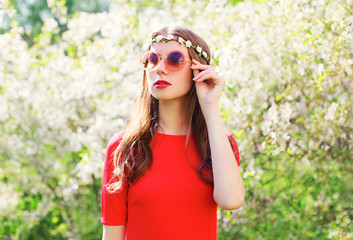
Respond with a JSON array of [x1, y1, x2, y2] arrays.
[[140, 50, 192, 71]]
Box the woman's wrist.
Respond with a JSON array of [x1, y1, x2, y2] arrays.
[[202, 104, 222, 126]]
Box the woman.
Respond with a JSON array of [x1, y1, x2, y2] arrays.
[[101, 26, 245, 240]]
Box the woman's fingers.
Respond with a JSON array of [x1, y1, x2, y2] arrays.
[[195, 72, 215, 83], [193, 68, 211, 81], [191, 64, 210, 71], [191, 59, 210, 71], [191, 59, 224, 86], [192, 67, 200, 78]]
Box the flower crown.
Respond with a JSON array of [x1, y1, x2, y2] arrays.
[[146, 34, 210, 61]]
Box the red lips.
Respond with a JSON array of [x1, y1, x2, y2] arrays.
[[154, 80, 171, 86]]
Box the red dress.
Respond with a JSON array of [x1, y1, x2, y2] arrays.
[[101, 131, 240, 240]]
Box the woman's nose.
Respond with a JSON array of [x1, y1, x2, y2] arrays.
[[156, 57, 168, 75]]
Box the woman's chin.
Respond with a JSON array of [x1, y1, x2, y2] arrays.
[[151, 94, 185, 102]]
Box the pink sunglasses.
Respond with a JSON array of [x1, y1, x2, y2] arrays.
[[140, 50, 192, 71]]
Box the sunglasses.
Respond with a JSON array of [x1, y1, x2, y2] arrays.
[[140, 50, 192, 71]]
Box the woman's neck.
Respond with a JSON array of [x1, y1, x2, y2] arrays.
[[157, 99, 188, 135]]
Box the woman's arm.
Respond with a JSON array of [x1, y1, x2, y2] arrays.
[[102, 225, 126, 240], [204, 106, 246, 210], [191, 59, 246, 210]]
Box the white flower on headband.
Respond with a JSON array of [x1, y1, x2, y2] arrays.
[[178, 37, 185, 44], [185, 40, 192, 48], [166, 34, 174, 40], [202, 51, 208, 58], [196, 46, 202, 53], [156, 35, 163, 42]]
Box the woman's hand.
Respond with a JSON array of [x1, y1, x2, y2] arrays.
[[191, 59, 225, 115]]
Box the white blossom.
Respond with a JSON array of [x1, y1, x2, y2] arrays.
[[185, 40, 192, 48], [166, 34, 174, 40], [325, 102, 339, 121], [43, 18, 58, 32], [196, 45, 202, 53], [156, 35, 163, 42], [178, 37, 185, 43]]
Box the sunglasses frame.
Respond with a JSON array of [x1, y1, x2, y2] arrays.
[[140, 50, 192, 72]]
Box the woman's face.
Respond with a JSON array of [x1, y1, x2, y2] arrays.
[[145, 38, 193, 102]]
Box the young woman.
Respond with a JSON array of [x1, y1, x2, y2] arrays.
[[101, 26, 245, 240]]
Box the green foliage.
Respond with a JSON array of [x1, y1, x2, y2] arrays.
[[217, 152, 353, 239], [228, 0, 246, 5]]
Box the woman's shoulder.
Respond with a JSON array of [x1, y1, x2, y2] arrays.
[[226, 132, 237, 143], [225, 132, 238, 145], [107, 130, 126, 149], [226, 132, 240, 164]]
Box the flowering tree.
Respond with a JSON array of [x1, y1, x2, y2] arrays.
[[0, 0, 352, 239]]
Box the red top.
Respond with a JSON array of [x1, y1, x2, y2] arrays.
[[101, 131, 240, 240]]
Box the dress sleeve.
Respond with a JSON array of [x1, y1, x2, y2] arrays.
[[226, 133, 240, 166], [101, 131, 128, 225]]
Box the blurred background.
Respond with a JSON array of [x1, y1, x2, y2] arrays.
[[0, 0, 352, 239]]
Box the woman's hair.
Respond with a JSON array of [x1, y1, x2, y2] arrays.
[[107, 26, 234, 192]]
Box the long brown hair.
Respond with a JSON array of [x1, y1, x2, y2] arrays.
[[107, 26, 234, 193]]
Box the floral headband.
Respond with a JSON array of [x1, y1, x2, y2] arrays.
[[145, 34, 210, 61]]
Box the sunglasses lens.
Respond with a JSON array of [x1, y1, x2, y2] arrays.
[[167, 51, 185, 70], [142, 52, 159, 70], [148, 52, 159, 70]]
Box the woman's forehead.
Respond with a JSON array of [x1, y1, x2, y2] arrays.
[[150, 40, 188, 56]]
